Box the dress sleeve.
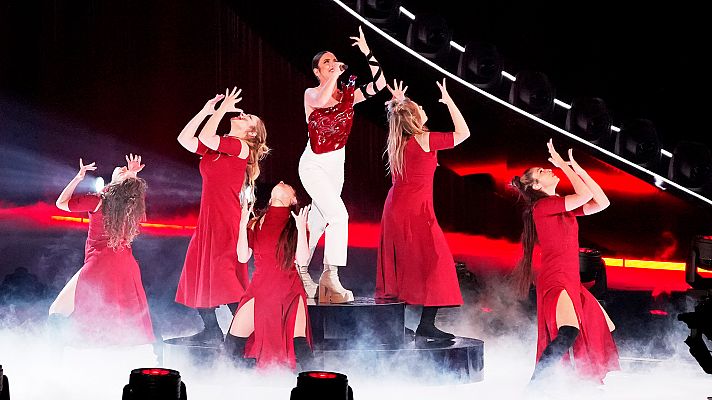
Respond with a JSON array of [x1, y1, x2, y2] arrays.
[[195, 140, 210, 156], [428, 132, 455, 151], [533, 196, 566, 216], [67, 194, 101, 213], [217, 136, 246, 156]]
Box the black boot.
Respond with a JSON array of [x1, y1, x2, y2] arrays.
[[530, 325, 580, 383], [416, 307, 455, 340], [181, 308, 223, 344], [293, 337, 314, 372], [224, 333, 251, 368]]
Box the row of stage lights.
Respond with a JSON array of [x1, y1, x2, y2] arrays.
[[337, 0, 712, 201], [0, 366, 354, 400]]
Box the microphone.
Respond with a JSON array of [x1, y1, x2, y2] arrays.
[[340, 63, 349, 71]]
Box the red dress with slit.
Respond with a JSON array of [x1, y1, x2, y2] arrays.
[[236, 206, 312, 370], [175, 137, 249, 308], [376, 132, 464, 307], [67, 194, 155, 345], [533, 196, 619, 381]]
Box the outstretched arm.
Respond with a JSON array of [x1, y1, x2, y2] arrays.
[[437, 79, 470, 146], [199, 87, 243, 151], [56, 158, 97, 212], [352, 26, 387, 104], [292, 205, 311, 267], [237, 201, 253, 263], [547, 140, 593, 211], [568, 149, 610, 215], [177, 94, 225, 153]]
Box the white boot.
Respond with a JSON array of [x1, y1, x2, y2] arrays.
[[318, 264, 354, 304], [297, 264, 318, 299]]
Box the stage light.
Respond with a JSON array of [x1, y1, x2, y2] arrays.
[[405, 14, 452, 64], [508, 71, 555, 118], [668, 141, 712, 192], [122, 368, 187, 400], [290, 371, 354, 400], [579, 248, 607, 299], [565, 97, 613, 148], [456, 41, 503, 92], [614, 118, 661, 169], [354, 0, 409, 38], [685, 235, 712, 290], [0, 365, 8, 400]]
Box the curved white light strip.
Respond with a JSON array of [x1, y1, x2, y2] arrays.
[[331, 0, 712, 206]]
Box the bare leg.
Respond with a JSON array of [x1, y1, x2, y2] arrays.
[[229, 298, 255, 337], [49, 269, 81, 316]]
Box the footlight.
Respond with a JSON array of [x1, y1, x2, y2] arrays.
[[122, 368, 187, 400], [290, 371, 353, 400]]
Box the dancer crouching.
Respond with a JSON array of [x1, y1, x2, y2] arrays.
[[224, 182, 313, 371]]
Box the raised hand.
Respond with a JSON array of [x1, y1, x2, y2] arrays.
[[202, 93, 226, 114], [386, 79, 408, 103], [76, 158, 97, 179], [125, 153, 145, 174], [567, 149, 586, 175], [291, 205, 310, 230], [436, 78, 453, 105], [547, 139, 567, 169], [218, 86, 243, 113], [350, 25, 370, 56], [240, 200, 253, 223]]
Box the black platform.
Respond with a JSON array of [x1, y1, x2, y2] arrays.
[[163, 297, 484, 383]]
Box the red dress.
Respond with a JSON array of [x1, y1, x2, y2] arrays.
[[67, 194, 155, 346], [376, 132, 464, 307], [175, 137, 249, 308], [533, 196, 619, 381], [237, 206, 312, 370]]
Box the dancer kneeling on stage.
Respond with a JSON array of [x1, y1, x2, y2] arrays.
[[510, 140, 619, 384], [224, 182, 313, 371], [298, 26, 387, 303], [376, 79, 470, 340], [175, 88, 270, 344], [49, 155, 154, 346]]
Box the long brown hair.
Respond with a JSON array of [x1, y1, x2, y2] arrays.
[[385, 97, 428, 177], [248, 202, 299, 271], [243, 117, 270, 190], [101, 176, 147, 249], [510, 168, 549, 297]]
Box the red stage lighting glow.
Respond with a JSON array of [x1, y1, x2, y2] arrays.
[[140, 368, 171, 376], [307, 372, 338, 379], [649, 309, 669, 316]]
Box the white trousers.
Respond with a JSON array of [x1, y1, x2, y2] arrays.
[[298, 143, 348, 266]]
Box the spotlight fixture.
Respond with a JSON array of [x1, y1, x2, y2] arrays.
[[0, 365, 8, 400], [290, 371, 353, 400], [508, 71, 555, 118], [354, 0, 408, 38], [579, 248, 607, 300], [614, 119, 661, 169], [677, 293, 712, 374], [456, 41, 503, 92], [686, 235, 712, 290], [668, 141, 712, 192], [122, 368, 187, 400], [565, 97, 613, 148], [405, 14, 452, 64]]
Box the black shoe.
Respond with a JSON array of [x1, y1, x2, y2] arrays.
[[404, 327, 416, 342], [415, 324, 455, 340], [177, 327, 224, 345]]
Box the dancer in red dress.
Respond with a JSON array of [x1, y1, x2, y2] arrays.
[[376, 79, 471, 339], [511, 140, 619, 383], [224, 182, 313, 371], [49, 155, 154, 346], [298, 26, 387, 303], [175, 87, 270, 343]]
